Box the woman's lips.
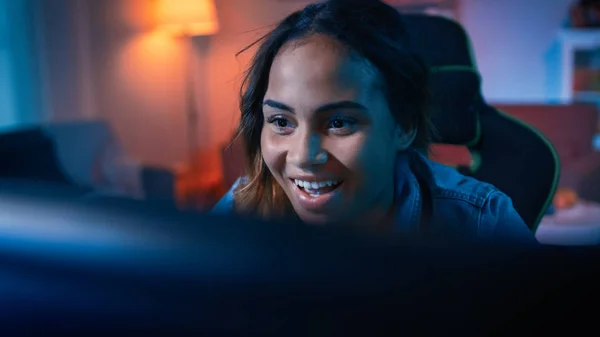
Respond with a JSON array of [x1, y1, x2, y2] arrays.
[[289, 179, 343, 212]]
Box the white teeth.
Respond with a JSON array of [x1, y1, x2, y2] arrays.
[[293, 179, 341, 190]]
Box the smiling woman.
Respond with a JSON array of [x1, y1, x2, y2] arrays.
[[212, 0, 537, 243]]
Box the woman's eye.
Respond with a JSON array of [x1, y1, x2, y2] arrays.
[[331, 119, 345, 128], [275, 118, 289, 128], [266, 116, 295, 134], [327, 117, 357, 131]]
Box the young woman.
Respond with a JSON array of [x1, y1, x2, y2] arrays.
[[212, 0, 537, 243]]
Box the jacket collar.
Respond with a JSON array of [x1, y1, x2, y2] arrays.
[[393, 150, 430, 232]]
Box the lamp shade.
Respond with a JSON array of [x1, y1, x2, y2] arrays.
[[156, 0, 219, 36]]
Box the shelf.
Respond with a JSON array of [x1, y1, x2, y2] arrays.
[[559, 28, 600, 45], [573, 91, 600, 102], [558, 29, 600, 102]]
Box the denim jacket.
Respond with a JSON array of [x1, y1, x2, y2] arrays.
[[212, 151, 538, 244]]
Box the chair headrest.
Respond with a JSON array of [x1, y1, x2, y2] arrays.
[[429, 69, 480, 145], [402, 14, 481, 146], [402, 14, 476, 68]]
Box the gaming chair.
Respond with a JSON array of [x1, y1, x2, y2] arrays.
[[402, 14, 560, 232]]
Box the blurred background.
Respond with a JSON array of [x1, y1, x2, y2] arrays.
[[1, 0, 600, 244]]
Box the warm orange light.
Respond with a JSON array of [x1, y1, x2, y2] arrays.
[[156, 0, 220, 36]]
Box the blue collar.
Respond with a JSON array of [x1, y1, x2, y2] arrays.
[[393, 151, 424, 233]]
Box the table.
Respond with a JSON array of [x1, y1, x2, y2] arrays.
[[535, 202, 600, 246]]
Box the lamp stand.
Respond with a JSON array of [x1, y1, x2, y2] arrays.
[[184, 34, 199, 170]]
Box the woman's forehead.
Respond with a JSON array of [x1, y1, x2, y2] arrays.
[[268, 35, 381, 99]]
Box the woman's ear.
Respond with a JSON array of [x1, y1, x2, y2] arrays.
[[393, 124, 417, 152]]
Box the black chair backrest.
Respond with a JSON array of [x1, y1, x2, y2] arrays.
[[402, 14, 560, 231]]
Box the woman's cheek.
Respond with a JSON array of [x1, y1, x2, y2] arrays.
[[261, 131, 288, 170], [326, 133, 368, 169]]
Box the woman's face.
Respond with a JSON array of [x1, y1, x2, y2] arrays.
[[261, 34, 411, 224]]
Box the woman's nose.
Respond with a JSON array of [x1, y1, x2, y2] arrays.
[[287, 131, 328, 168]]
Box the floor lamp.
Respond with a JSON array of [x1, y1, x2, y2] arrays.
[[156, 0, 220, 170]]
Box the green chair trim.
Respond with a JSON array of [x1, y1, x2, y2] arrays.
[[467, 150, 481, 173]]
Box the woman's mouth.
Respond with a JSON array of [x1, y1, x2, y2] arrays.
[[289, 178, 344, 212], [292, 179, 343, 197]]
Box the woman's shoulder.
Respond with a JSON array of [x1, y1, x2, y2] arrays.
[[210, 177, 247, 214], [415, 155, 498, 207], [414, 155, 536, 243]]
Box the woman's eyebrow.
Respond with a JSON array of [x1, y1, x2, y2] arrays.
[[263, 100, 367, 114], [315, 101, 367, 113], [263, 99, 294, 113]]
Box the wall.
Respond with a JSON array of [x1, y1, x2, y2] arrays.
[[459, 0, 575, 103], [85, 0, 190, 168], [72, 0, 309, 171], [35, 0, 193, 168]]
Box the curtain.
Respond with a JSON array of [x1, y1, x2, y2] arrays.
[[0, 0, 45, 128]]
